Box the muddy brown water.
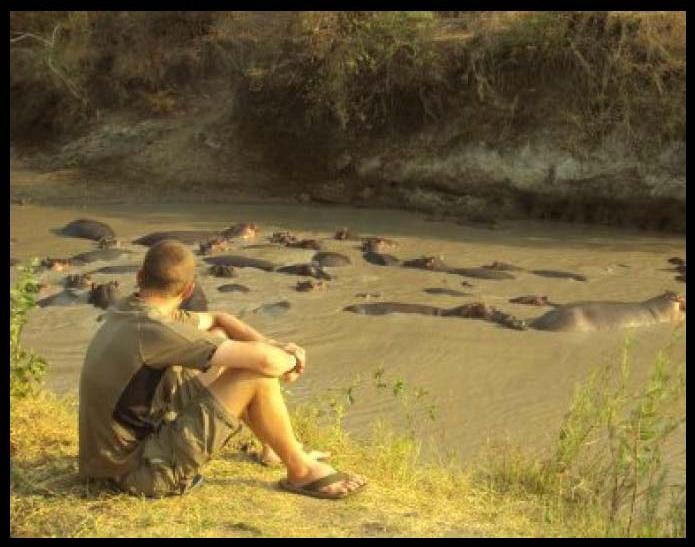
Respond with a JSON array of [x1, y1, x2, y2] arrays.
[[10, 201, 686, 479]]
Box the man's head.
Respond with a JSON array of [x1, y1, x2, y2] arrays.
[[137, 240, 196, 300]]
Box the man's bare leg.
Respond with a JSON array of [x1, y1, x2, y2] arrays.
[[207, 327, 329, 466], [201, 367, 365, 496], [240, 409, 330, 466]]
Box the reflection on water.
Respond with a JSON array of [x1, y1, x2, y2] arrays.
[[10, 201, 686, 474]]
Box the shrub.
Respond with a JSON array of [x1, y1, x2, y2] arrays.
[[10, 261, 47, 397]]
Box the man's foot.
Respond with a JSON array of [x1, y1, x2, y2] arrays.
[[257, 443, 330, 467], [280, 460, 367, 499]]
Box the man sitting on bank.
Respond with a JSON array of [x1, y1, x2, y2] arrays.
[[78, 239, 366, 499]]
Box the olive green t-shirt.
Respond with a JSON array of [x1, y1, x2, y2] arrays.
[[78, 294, 223, 480]]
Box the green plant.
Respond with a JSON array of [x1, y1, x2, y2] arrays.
[[10, 259, 47, 397]]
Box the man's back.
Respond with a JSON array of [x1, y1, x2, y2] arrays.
[[79, 294, 218, 480]]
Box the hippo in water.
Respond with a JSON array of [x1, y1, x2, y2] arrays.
[[198, 237, 231, 256], [312, 251, 351, 267], [217, 283, 251, 294], [529, 292, 685, 332], [88, 281, 121, 310], [64, 273, 92, 289], [402, 256, 451, 273], [181, 284, 208, 312], [483, 261, 524, 272], [204, 255, 276, 272], [134, 230, 221, 247], [531, 270, 587, 282], [509, 295, 555, 306], [296, 279, 328, 292], [361, 237, 398, 253], [449, 267, 516, 280], [57, 219, 116, 241], [287, 239, 324, 250], [423, 288, 471, 297], [335, 227, 360, 241], [362, 252, 401, 267], [221, 223, 259, 240], [37, 289, 84, 307], [270, 231, 297, 245], [344, 302, 444, 316], [208, 264, 237, 278], [276, 263, 333, 280]]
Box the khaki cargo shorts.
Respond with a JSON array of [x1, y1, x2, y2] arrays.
[[117, 367, 242, 498]]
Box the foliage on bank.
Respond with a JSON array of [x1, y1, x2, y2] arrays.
[[10, 11, 685, 159]]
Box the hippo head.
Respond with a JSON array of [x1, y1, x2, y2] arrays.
[[97, 237, 121, 249], [223, 223, 259, 240], [656, 291, 686, 321], [88, 281, 121, 310]]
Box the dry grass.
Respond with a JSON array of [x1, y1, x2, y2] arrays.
[[10, 390, 561, 538]]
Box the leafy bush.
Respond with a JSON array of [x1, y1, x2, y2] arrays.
[[10, 261, 47, 397]]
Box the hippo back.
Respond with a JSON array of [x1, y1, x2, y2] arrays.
[[60, 219, 115, 241], [531, 301, 660, 332]]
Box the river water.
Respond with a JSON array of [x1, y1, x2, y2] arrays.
[[10, 201, 686, 476]]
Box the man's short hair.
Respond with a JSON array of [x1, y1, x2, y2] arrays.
[[139, 240, 196, 296]]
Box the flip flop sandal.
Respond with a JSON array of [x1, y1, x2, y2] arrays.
[[278, 472, 366, 500]]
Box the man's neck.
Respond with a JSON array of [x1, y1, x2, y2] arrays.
[[137, 291, 182, 316]]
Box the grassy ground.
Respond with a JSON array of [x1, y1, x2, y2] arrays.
[[10, 390, 559, 538]]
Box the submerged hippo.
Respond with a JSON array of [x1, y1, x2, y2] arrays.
[[509, 295, 555, 306], [287, 239, 323, 250], [134, 230, 221, 247], [312, 251, 351, 267], [37, 289, 84, 307], [423, 288, 471, 297], [204, 255, 276, 272], [529, 292, 685, 332], [253, 300, 291, 316], [217, 283, 251, 293], [88, 281, 121, 310], [449, 267, 515, 280], [270, 231, 297, 245], [181, 284, 208, 312], [97, 237, 122, 249], [276, 263, 333, 280], [361, 237, 398, 253], [221, 223, 259, 240], [483, 261, 524, 272], [57, 219, 116, 241], [198, 238, 230, 256], [209, 264, 237, 278], [296, 279, 328, 292], [71, 248, 132, 264], [531, 270, 587, 282], [363, 252, 401, 267], [402, 256, 451, 272], [65, 273, 92, 289], [443, 303, 528, 330], [335, 227, 360, 241], [344, 302, 444, 316]]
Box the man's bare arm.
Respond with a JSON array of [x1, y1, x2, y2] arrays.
[[197, 311, 272, 343], [209, 340, 297, 378]]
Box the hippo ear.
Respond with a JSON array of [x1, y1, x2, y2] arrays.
[[90, 282, 96, 290]]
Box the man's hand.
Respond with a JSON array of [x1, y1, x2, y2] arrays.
[[280, 342, 306, 374]]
